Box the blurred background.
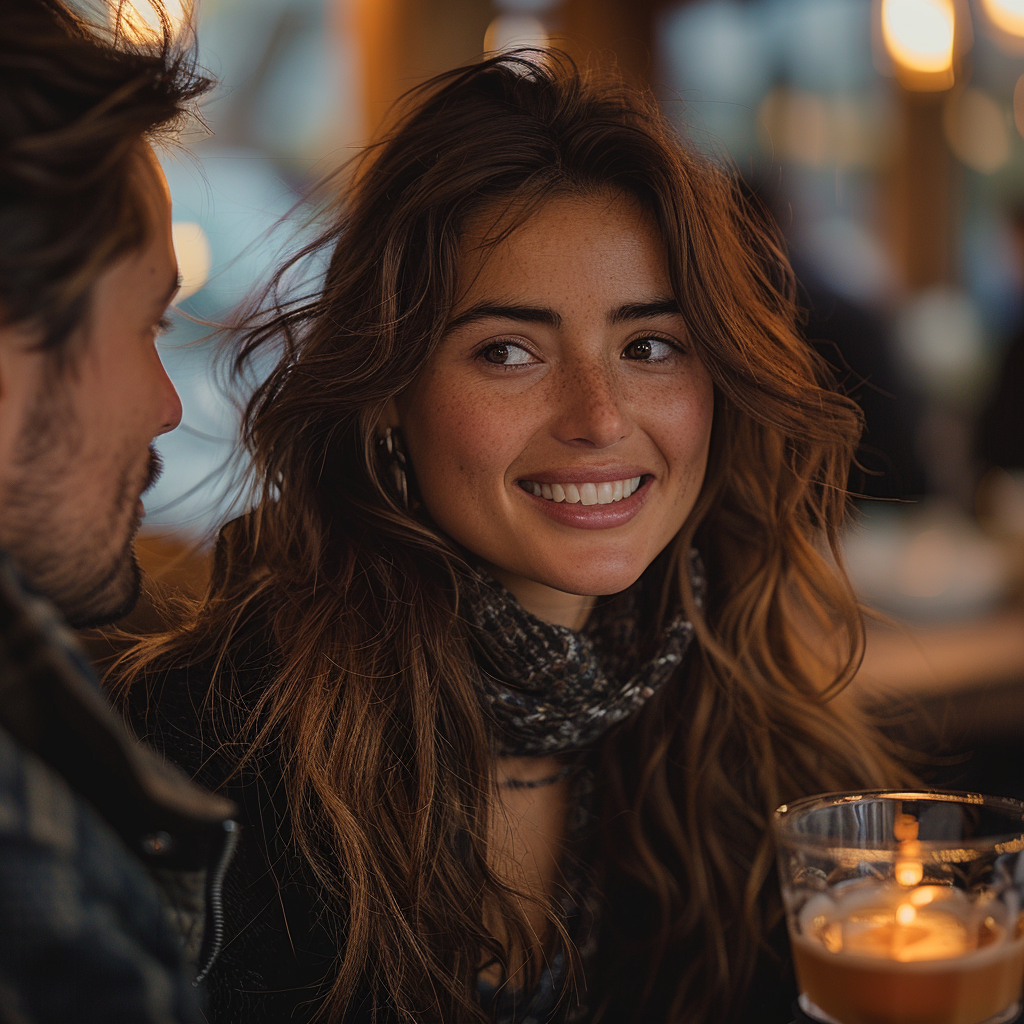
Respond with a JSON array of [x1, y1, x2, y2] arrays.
[[117, 0, 1024, 787]]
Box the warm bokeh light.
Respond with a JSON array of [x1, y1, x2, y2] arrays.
[[881, 0, 955, 79], [942, 87, 1010, 173], [109, 0, 186, 44], [171, 221, 211, 302], [1014, 74, 1024, 139], [910, 886, 941, 906], [981, 0, 1024, 39], [757, 89, 875, 168], [895, 902, 918, 925], [895, 860, 925, 886], [483, 14, 548, 55]]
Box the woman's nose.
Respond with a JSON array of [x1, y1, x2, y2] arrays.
[[549, 358, 631, 449]]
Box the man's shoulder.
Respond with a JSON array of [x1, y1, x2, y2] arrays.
[[0, 722, 78, 852], [0, 718, 164, 952], [0, 722, 207, 1024], [0, 549, 235, 866], [0, 719, 155, 889]]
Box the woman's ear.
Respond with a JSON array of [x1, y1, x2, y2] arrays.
[[374, 398, 411, 509], [378, 397, 401, 434]]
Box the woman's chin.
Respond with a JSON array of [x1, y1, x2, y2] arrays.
[[513, 563, 649, 600]]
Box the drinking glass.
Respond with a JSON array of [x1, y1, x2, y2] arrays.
[[774, 790, 1024, 1024]]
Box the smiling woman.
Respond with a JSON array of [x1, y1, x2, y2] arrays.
[[114, 53, 909, 1024], [391, 193, 713, 625]]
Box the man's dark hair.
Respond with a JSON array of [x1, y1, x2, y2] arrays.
[[0, 0, 213, 352]]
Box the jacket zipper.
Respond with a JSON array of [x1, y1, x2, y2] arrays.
[[194, 818, 241, 985]]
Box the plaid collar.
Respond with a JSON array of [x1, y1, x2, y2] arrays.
[[0, 551, 235, 869]]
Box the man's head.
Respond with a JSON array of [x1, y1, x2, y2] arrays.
[[0, 1, 211, 626]]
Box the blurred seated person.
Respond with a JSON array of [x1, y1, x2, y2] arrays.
[[797, 258, 927, 500], [0, 2, 234, 1021], [977, 206, 1024, 473], [745, 183, 926, 500]]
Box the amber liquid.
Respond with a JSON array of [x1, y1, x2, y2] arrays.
[[793, 933, 1024, 1024], [792, 886, 1024, 1024]]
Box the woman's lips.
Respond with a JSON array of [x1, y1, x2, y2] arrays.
[[518, 475, 651, 530]]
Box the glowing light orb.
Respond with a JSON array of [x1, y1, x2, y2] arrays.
[[943, 87, 1010, 174], [484, 14, 548, 55], [882, 0, 955, 74], [982, 0, 1024, 39], [171, 221, 211, 303]]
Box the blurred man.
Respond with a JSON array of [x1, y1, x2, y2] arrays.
[[0, 2, 235, 1020]]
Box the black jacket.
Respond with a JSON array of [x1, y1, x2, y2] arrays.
[[122, 623, 799, 1024], [125, 638, 346, 1022]]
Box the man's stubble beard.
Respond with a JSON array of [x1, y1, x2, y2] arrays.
[[0, 372, 154, 628]]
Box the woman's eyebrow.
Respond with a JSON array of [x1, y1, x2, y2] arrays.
[[609, 299, 683, 323], [446, 303, 562, 331], [446, 298, 682, 332]]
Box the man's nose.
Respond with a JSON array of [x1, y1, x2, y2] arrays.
[[154, 355, 182, 436]]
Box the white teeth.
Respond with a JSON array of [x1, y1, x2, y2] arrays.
[[522, 476, 644, 505]]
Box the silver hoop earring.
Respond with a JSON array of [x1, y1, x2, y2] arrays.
[[377, 426, 409, 509]]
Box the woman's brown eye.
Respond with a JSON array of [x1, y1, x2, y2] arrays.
[[624, 337, 675, 361], [482, 342, 533, 365]]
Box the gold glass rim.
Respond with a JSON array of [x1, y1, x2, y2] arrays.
[[773, 789, 1024, 854]]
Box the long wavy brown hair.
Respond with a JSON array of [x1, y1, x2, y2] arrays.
[[116, 53, 908, 1024]]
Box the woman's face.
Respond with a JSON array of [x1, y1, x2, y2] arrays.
[[396, 192, 714, 609]]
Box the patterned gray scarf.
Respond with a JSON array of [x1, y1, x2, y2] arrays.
[[463, 552, 703, 756]]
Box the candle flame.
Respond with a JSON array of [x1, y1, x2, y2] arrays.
[[896, 902, 918, 926], [909, 886, 940, 906], [896, 860, 924, 886]]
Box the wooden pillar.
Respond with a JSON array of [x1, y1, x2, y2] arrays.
[[349, 0, 672, 137], [554, 0, 664, 86], [350, 0, 493, 138], [888, 88, 958, 289]]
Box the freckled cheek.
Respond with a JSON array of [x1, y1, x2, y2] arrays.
[[649, 386, 715, 490], [407, 393, 524, 502]]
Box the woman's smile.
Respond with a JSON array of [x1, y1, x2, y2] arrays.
[[515, 470, 652, 529]]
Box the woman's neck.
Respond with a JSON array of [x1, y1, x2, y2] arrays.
[[485, 568, 595, 630]]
